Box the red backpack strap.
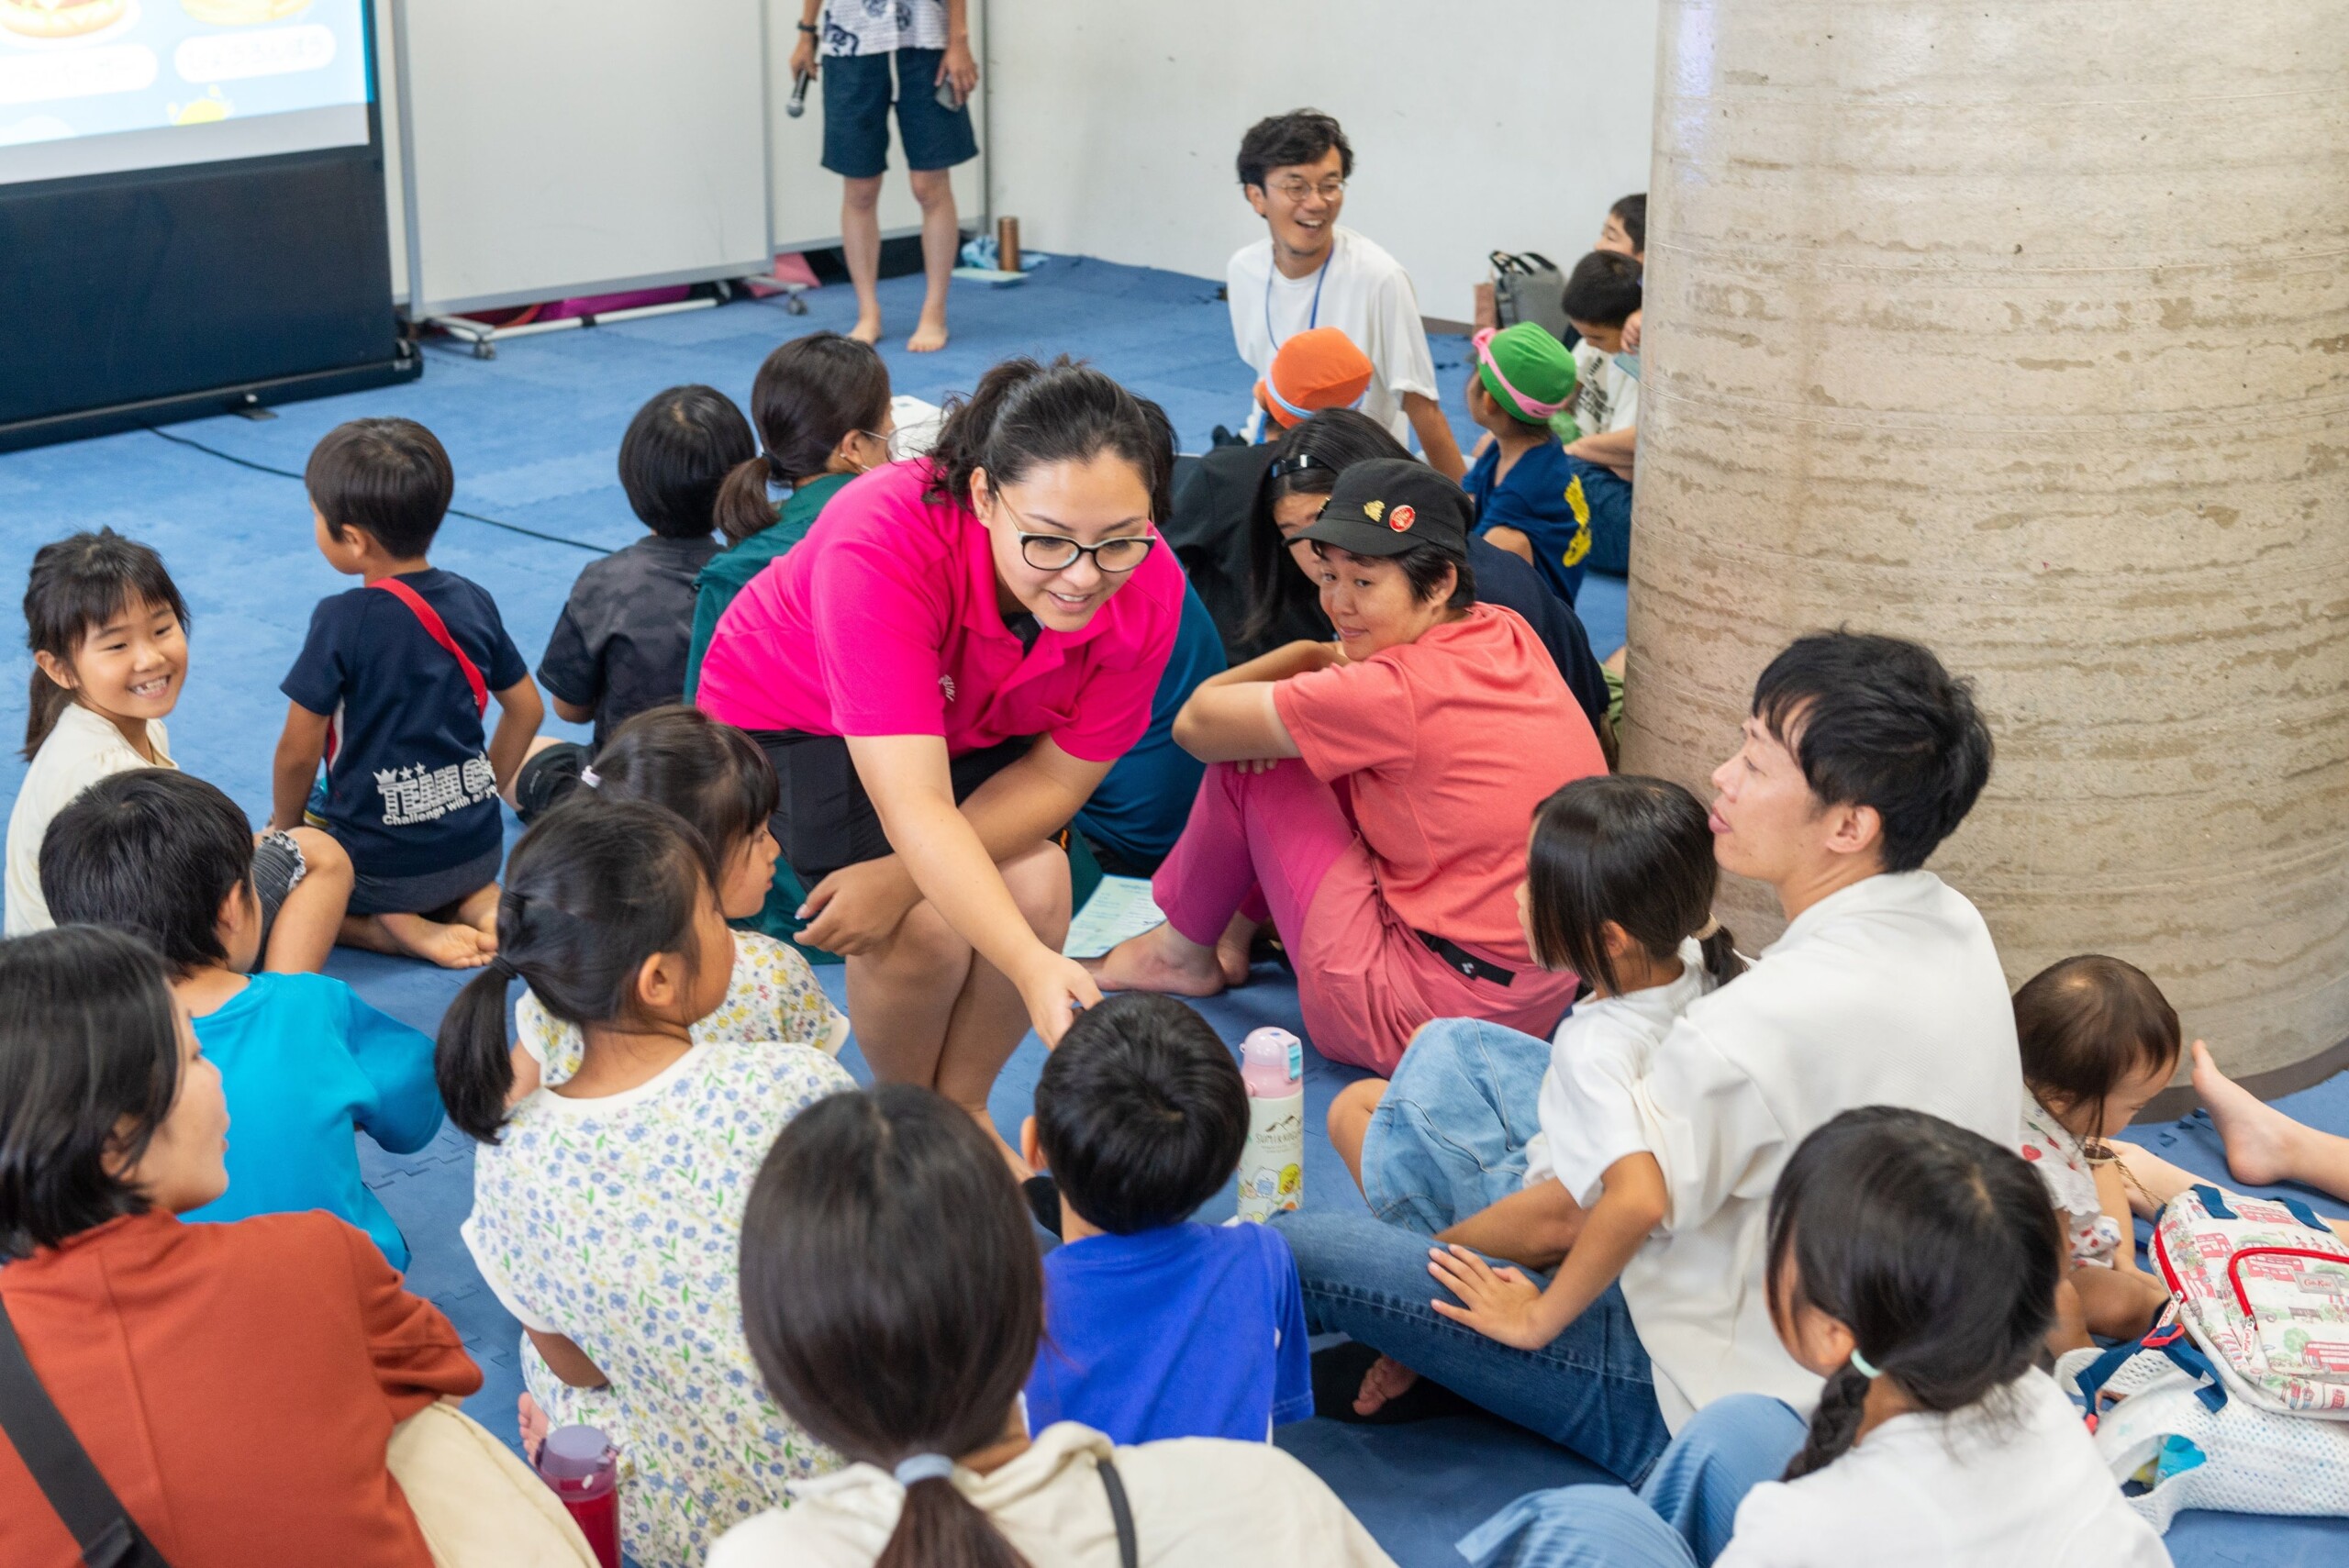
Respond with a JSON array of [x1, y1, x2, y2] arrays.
[[372, 578, 488, 716]]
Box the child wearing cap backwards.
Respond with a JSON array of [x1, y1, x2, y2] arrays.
[[1256, 326, 1375, 434], [1463, 322, 1591, 606]]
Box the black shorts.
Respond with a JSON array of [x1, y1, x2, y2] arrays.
[[819, 47, 979, 178], [754, 731, 1031, 883]]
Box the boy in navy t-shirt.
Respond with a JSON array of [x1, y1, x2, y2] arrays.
[[1464, 320, 1592, 606], [270, 418, 542, 969], [1019, 995, 1313, 1444]]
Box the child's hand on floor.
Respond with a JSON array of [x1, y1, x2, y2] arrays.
[[518, 1392, 550, 1465], [1427, 1244, 1553, 1351]]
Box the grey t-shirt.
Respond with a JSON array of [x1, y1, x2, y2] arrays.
[[537, 534, 720, 749]]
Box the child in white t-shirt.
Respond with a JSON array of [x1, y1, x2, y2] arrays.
[[1459, 1107, 2172, 1568], [6, 529, 351, 966]]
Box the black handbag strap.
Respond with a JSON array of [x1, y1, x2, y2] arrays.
[[1097, 1453, 1139, 1568], [0, 1296, 172, 1568]]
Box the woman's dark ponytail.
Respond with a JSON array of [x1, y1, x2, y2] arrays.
[[926, 356, 1157, 516], [433, 798, 716, 1143], [717, 332, 892, 545], [741, 1086, 1043, 1568], [1766, 1106, 2065, 1484]]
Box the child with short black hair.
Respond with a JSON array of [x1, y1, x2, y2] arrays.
[[1553, 250, 1644, 574], [1598, 192, 1645, 263], [272, 417, 543, 970], [508, 705, 845, 1100], [39, 768, 442, 1269], [7, 528, 352, 966], [441, 797, 851, 1568], [2015, 954, 2180, 1343], [1019, 992, 1312, 1444], [1462, 321, 1592, 605], [514, 385, 753, 818]]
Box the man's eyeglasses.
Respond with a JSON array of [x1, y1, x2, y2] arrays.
[[1267, 177, 1346, 204]]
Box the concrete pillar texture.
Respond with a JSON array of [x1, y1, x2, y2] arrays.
[[1623, 2, 2349, 1084]]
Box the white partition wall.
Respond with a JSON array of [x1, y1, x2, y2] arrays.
[[980, 0, 1657, 322], [765, 0, 988, 253], [392, 0, 772, 317]]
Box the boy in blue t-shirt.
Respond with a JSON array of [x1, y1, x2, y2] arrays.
[[1019, 995, 1312, 1444], [41, 769, 444, 1270], [270, 418, 542, 969], [1464, 320, 1593, 606]]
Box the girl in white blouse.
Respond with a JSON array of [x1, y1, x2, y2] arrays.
[[1460, 1106, 2171, 1568]]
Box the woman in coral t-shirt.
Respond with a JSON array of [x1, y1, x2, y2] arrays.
[[1097, 459, 1604, 1074], [696, 359, 1182, 1140]]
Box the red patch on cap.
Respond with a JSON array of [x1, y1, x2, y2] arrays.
[[1389, 504, 1416, 532]]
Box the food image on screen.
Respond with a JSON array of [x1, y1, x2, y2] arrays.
[[0, 0, 368, 186], [1, 0, 128, 37]]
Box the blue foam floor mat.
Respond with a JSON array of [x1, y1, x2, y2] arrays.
[[0, 256, 2321, 1564]]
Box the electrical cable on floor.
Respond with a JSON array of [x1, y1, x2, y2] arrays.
[[143, 426, 612, 556]]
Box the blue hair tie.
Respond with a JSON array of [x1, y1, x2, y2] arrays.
[[1848, 1349, 1882, 1380], [893, 1453, 956, 1487]]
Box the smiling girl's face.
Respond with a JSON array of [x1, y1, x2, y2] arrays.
[[35, 592, 185, 739], [1308, 544, 1455, 661]]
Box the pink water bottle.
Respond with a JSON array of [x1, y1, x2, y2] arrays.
[[1237, 1027, 1304, 1221], [537, 1424, 621, 1568]]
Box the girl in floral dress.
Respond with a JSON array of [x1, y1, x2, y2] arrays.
[[510, 705, 847, 1096], [439, 797, 853, 1568]]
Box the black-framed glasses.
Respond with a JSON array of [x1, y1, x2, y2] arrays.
[[1017, 531, 1155, 574]]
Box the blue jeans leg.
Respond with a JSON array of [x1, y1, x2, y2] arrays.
[[1636, 1396, 1807, 1566], [1272, 1208, 1670, 1485], [1457, 1485, 1697, 1568], [1360, 1017, 1552, 1235]]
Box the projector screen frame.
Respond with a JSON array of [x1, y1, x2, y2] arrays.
[[0, 0, 417, 454]]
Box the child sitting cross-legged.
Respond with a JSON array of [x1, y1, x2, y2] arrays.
[[1463, 320, 1591, 606], [272, 417, 544, 969], [507, 705, 846, 1101], [1020, 993, 1313, 1443], [1458, 1108, 2170, 1568], [1323, 774, 1742, 1418], [2013, 954, 2181, 1347], [438, 796, 852, 1568], [40, 768, 443, 1271]]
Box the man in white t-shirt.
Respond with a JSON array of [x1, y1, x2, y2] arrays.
[[1275, 631, 2021, 1487], [1224, 110, 1465, 479]]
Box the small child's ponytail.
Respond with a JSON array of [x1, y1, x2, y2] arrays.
[[432, 797, 717, 1143], [1783, 1360, 1871, 1480], [1525, 774, 1742, 994], [19, 530, 188, 760]]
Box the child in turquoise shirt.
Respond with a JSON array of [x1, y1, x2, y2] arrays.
[[40, 769, 442, 1270]]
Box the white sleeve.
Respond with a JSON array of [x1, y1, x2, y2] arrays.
[[1227, 247, 1273, 374], [1608, 361, 1641, 430], [1364, 264, 1439, 402], [459, 1209, 562, 1333], [1632, 1014, 1790, 1235], [1535, 1015, 1653, 1209]]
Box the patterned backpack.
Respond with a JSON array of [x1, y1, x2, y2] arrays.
[[2148, 1183, 2349, 1415]]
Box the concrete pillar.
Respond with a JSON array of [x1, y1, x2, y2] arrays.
[[1623, 1, 2349, 1086]]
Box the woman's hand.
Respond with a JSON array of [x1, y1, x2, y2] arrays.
[[790, 33, 817, 81], [797, 857, 924, 956], [939, 38, 979, 101], [1015, 951, 1101, 1048], [1426, 1244, 1557, 1350]]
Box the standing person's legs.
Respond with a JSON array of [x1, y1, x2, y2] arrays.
[[906, 169, 957, 352], [841, 175, 886, 344], [1270, 1207, 1670, 1483], [819, 50, 893, 343], [888, 44, 977, 353]]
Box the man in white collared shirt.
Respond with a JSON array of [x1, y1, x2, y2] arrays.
[[1224, 110, 1465, 479], [1277, 631, 2021, 1487]]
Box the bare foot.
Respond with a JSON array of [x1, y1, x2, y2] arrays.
[[356, 911, 494, 970], [1354, 1354, 1420, 1417], [1216, 913, 1261, 989], [1088, 921, 1228, 998], [448, 882, 501, 947], [2195, 1039, 2302, 1187], [850, 312, 885, 346], [907, 313, 949, 352]]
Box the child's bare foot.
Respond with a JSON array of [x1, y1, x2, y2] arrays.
[[907, 311, 949, 352], [2195, 1039, 2303, 1187], [349, 911, 494, 969], [1088, 921, 1228, 997], [850, 312, 885, 345], [1353, 1354, 1420, 1418], [1216, 913, 1261, 989], [450, 882, 501, 947]]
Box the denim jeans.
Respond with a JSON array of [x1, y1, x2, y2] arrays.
[[1359, 1017, 1551, 1234], [1456, 1395, 1808, 1568]]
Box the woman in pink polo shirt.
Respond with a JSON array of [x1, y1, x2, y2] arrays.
[[696, 358, 1183, 1136], [1095, 458, 1604, 1075]]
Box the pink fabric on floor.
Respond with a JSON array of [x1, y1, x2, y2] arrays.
[[1152, 760, 1576, 1075]]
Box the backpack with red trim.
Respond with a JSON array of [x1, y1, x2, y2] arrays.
[[2151, 1183, 2349, 1415]]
